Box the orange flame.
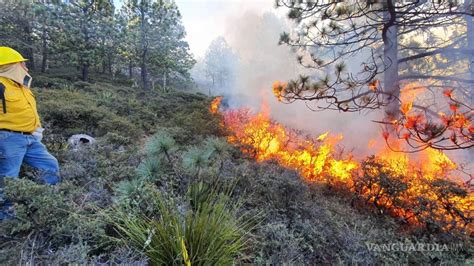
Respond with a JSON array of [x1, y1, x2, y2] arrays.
[[272, 81, 287, 102], [211, 96, 473, 234], [210, 96, 223, 114], [222, 108, 358, 181], [368, 80, 379, 91]]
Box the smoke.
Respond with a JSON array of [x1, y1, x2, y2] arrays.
[[188, 1, 473, 182], [219, 10, 383, 156], [191, 5, 471, 175]]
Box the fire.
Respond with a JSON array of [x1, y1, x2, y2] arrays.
[[222, 107, 358, 181], [368, 80, 379, 91], [211, 97, 473, 234], [400, 81, 425, 106], [368, 139, 378, 149], [209, 96, 223, 114], [272, 81, 287, 102], [316, 131, 329, 141], [395, 82, 473, 150]]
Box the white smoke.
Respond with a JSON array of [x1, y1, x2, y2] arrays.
[[190, 4, 472, 176], [219, 10, 383, 156]]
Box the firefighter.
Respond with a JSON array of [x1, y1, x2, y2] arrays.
[[0, 46, 59, 220]]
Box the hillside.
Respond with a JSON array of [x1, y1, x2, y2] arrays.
[[0, 73, 471, 264]]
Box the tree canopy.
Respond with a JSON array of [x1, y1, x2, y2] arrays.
[[273, 0, 474, 151], [203, 37, 239, 95], [0, 0, 195, 90]]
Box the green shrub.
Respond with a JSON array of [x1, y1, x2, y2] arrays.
[[113, 179, 160, 214], [0, 179, 107, 251], [103, 132, 131, 146], [97, 116, 140, 139], [36, 89, 142, 139], [33, 76, 70, 89], [110, 181, 254, 265], [145, 131, 177, 163], [73, 81, 93, 91], [136, 158, 162, 182], [182, 146, 210, 178]]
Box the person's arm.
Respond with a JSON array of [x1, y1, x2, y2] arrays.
[[32, 127, 44, 141], [0, 83, 6, 114]]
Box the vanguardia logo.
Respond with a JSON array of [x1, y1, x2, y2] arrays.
[[365, 242, 463, 252]]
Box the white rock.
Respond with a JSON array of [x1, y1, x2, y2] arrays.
[[68, 134, 95, 150]]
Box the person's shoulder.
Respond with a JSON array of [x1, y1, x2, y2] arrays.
[[0, 76, 14, 85], [0, 77, 20, 88]]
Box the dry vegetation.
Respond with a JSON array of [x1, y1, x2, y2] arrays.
[[0, 72, 472, 264]]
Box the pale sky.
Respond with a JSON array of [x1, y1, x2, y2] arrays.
[[114, 0, 277, 58], [175, 0, 276, 58]]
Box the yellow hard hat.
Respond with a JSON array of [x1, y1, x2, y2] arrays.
[[0, 47, 28, 66]]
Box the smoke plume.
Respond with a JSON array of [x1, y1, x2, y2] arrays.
[[220, 10, 382, 156]]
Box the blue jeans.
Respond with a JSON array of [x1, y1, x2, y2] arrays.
[[0, 130, 60, 217]]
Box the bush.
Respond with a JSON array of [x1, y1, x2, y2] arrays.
[[110, 181, 254, 265], [2, 73, 469, 264], [36, 89, 142, 139], [353, 156, 409, 210], [351, 156, 473, 235], [33, 76, 70, 89], [0, 179, 107, 263]]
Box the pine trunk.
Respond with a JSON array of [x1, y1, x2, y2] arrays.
[[383, 1, 400, 120], [141, 57, 148, 90], [41, 26, 48, 73], [24, 24, 36, 71], [140, 6, 149, 90], [82, 64, 89, 81], [108, 56, 113, 75], [163, 71, 167, 92], [209, 77, 214, 96], [466, 1, 474, 100]]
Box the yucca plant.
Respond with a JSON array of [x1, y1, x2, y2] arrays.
[[145, 132, 177, 164], [187, 181, 213, 212], [182, 146, 210, 179], [111, 181, 254, 265], [203, 137, 232, 175], [114, 178, 145, 204], [136, 157, 161, 181], [113, 178, 159, 213]]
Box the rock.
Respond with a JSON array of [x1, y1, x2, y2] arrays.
[[68, 134, 96, 150]]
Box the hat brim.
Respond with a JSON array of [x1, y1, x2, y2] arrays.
[[0, 58, 29, 66]]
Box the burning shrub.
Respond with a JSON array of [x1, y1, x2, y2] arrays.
[[353, 156, 410, 211], [222, 108, 358, 182], [413, 178, 472, 234], [352, 156, 472, 234], [212, 97, 473, 236]]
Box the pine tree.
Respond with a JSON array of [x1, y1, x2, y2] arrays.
[[275, 0, 474, 151], [120, 0, 194, 90]]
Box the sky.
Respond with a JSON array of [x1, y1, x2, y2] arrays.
[[114, 0, 278, 58], [114, 0, 472, 166], [173, 0, 385, 155], [174, 0, 275, 58]]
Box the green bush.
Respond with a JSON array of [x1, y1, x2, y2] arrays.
[[182, 146, 210, 178], [111, 181, 254, 265], [145, 131, 177, 163], [0, 179, 107, 258], [36, 89, 142, 139], [1, 73, 469, 264], [33, 75, 70, 89]]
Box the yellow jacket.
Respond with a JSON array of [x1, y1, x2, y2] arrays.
[[0, 76, 41, 133]]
